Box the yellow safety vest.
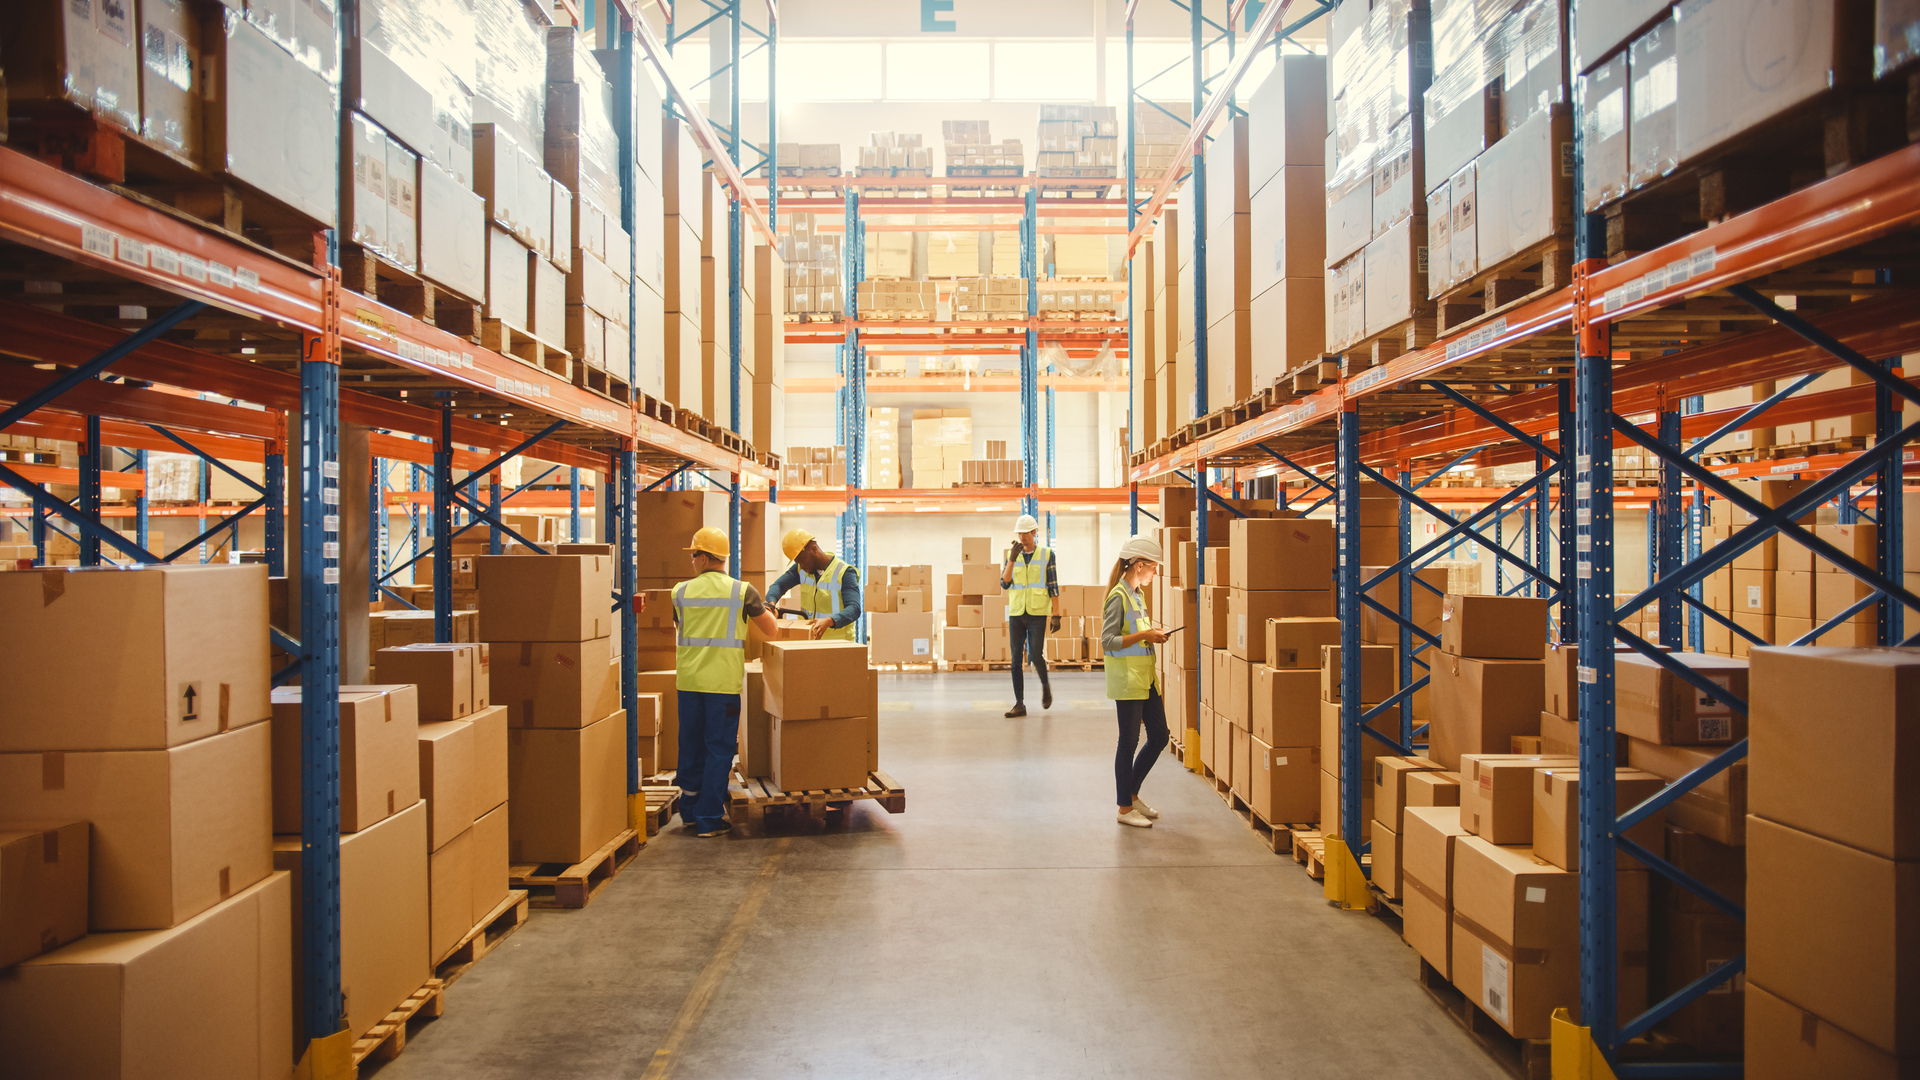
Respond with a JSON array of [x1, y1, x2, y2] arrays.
[[795, 555, 858, 642], [1008, 546, 1053, 616], [1104, 581, 1158, 700], [672, 571, 748, 694]]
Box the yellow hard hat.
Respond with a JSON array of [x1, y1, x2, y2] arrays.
[[686, 526, 730, 560], [781, 527, 815, 563]]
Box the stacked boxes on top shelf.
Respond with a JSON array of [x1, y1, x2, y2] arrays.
[[1323, 0, 1434, 358], [1153, 488, 1199, 739], [779, 212, 845, 320], [776, 142, 843, 175], [1422, 0, 1574, 321], [0, 565, 296, 1071], [1130, 101, 1192, 183], [959, 441, 1023, 487], [752, 241, 788, 452], [942, 120, 1024, 173], [1034, 279, 1118, 319], [548, 28, 632, 387], [868, 408, 901, 489], [1035, 105, 1119, 177], [477, 552, 627, 868], [699, 164, 745, 427], [868, 563, 938, 666], [664, 116, 706, 412], [953, 276, 1029, 319], [1247, 54, 1330, 385], [1152, 210, 1187, 434], [782, 446, 849, 488], [858, 130, 933, 174], [911, 409, 973, 488], [1129, 236, 1160, 444]]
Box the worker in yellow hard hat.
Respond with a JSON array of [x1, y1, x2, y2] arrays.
[[672, 526, 779, 837], [765, 527, 862, 641], [1000, 513, 1060, 717]]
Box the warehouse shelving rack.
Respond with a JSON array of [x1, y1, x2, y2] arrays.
[[0, 0, 779, 1062], [1120, 0, 1920, 1072]]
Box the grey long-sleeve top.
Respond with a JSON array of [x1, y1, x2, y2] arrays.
[[1100, 584, 1138, 654]]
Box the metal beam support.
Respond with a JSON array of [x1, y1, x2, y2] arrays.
[[296, 337, 343, 1046], [1336, 409, 1365, 849], [1656, 409, 1683, 646], [0, 300, 205, 434], [79, 415, 102, 566], [1881, 355, 1905, 644], [433, 408, 455, 643], [616, 442, 640, 799]]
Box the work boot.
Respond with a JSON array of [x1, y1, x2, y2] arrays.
[[1042, 685, 1053, 710], [1005, 703, 1027, 717]]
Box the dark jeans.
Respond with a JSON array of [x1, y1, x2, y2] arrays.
[[676, 690, 741, 829], [1115, 688, 1169, 807], [1009, 612, 1050, 702]]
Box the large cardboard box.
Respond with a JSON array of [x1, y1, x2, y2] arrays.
[[0, 822, 89, 969], [1748, 814, 1920, 1057], [1318, 643, 1396, 704], [1319, 767, 1372, 840], [1, 0, 142, 135], [1402, 805, 1471, 977], [1675, 0, 1870, 163], [636, 671, 681, 767], [1372, 755, 1446, 833], [1532, 767, 1667, 871], [0, 724, 272, 931], [1614, 652, 1748, 746], [471, 802, 510, 926], [1457, 755, 1581, 844], [270, 685, 421, 834], [507, 710, 626, 864], [274, 801, 429, 1043], [373, 643, 486, 721], [1449, 836, 1579, 1040], [1543, 642, 1579, 719], [470, 705, 509, 818], [1265, 617, 1343, 669], [1231, 724, 1253, 801], [1407, 769, 1462, 809], [417, 718, 476, 851], [1749, 646, 1920, 860], [488, 636, 618, 728], [1440, 594, 1551, 659], [870, 610, 937, 664], [1232, 591, 1335, 661], [762, 640, 868, 719], [0, 872, 293, 1080], [1250, 739, 1318, 824], [772, 714, 870, 792], [0, 564, 271, 751], [428, 826, 473, 964], [1252, 665, 1321, 746], [1229, 518, 1336, 591], [1628, 738, 1749, 845], [476, 554, 614, 642], [1745, 981, 1906, 1080], [1428, 652, 1546, 769]]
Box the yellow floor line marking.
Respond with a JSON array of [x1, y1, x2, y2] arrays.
[[640, 837, 792, 1080]]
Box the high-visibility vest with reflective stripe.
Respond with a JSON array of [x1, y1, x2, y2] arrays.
[[795, 556, 858, 642], [672, 571, 748, 693], [1104, 581, 1158, 700], [1008, 547, 1053, 616]]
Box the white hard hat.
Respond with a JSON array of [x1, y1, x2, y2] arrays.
[[1014, 514, 1040, 534], [1118, 535, 1164, 563]]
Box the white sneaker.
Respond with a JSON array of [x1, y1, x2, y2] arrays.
[[1131, 796, 1160, 820], [1117, 808, 1154, 828]]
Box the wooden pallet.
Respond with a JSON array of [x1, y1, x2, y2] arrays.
[[862, 310, 934, 322], [480, 320, 572, 378], [1289, 357, 1344, 394], [508, 828, 643, 909], [872, 661, 940, 673], [1290, 828, 1327, 879], [571, 361, 632, 404], [1417, 958, 1551, 1080], [340, 244, 482, 340], [639, 392, 674, 425], [350, 979, 446, 1071], [641, 785, 681, 837], [946, 166, 1025, 178], [433, 890, 531, 987], [727, 770, 907, 828], [1432, 236, 1577, 339]]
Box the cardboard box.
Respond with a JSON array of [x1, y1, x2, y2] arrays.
[[0, 564, 271, 751], [1749, 646, 1920, 860], [1440, 594, 1551, 659], [1615, 652, 1748, 746], [961, 537, 993, 563], [1319, 767, 1372, 841], [507, 710, 626, 864], [0, 872, 292, 1079], [488, 636, 618, 728], [1231, 591, 1335, 662], [1543, 642, 1579, 720], [1744, 981, 1905, 1080], [869, 610, 937, 664], [471, 801, 509, 926], [1450, 836, 1579, 1040], [1319, 698, 1403, 781], [417, 718, 476, 851], [1474, 105, 1573, 267], [1373, 755, 1446, 833], [1457, 755, 1581, 844], [1675, 0, 1870, 163], [960, 563, 1001, 595], [636, 671, 681, 767], [1360, 566, 1448, 645], [761, 641, 868, 719], [273, 801, 429, 1042], [1228, 517, 1337, 591], [1231, 725, 1254, 802], [773, 713, 870, 792], [0, 724, 272, 931], [476, 554, 614, 642], [1748, 814, 1919, 1056], [1318, 643, 1396, 704], [0, 822, 89, 969], [1532, 767, 1667, 871], [1428, 653, 1547, 769], [428, 826, 473, 963], [1402, 805, 1472, 977], [1627, 737, 1749, 845], [1199, 586, 1231, 650], [374, 643, 486, 721], [270, 684, 421, 834], [1251, 739, 1318, 825], [469, 704, 508, 818], [1252, 665, 1321, 746], [942, 627, 983, 662], [1265, 617, 1343, 670]]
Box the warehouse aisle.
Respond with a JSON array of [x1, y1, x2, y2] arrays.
[[382, 673, 1504, 1080]]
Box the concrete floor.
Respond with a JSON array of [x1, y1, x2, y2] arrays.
[[381, 672, 1507, 1080]]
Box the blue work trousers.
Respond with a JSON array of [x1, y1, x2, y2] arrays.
[[677, 690, 741, 829]]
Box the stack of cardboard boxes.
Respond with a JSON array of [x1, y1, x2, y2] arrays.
[[0, 565, 292, 1072], [778, 212, 844, 319], [868, 408, 901, 489], [759, 641, 878, 793], [782, 446, 849, 488], [1153, 487, 1200, 746], [942, 120, 1024, 172], [1034, 104, 1119, 177], [1247, 55, 1329, 386], [776, 143, 843, 172], [478, 553, 627, 867], [1130, 101, 1192, 181], [549, 27, 636, 383], [663, 117, 706, 413], [857, 131, 932, 171], [867, 564, 938, 666], [751, 243, 788, 455], [951, 276, 1030, 318], [1034, 280, 1120, 318], [942, 539, 1008, 664], [959, 441, 1024, 486], [911, 409, 973, 489], [856, 279, 940, 316]]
